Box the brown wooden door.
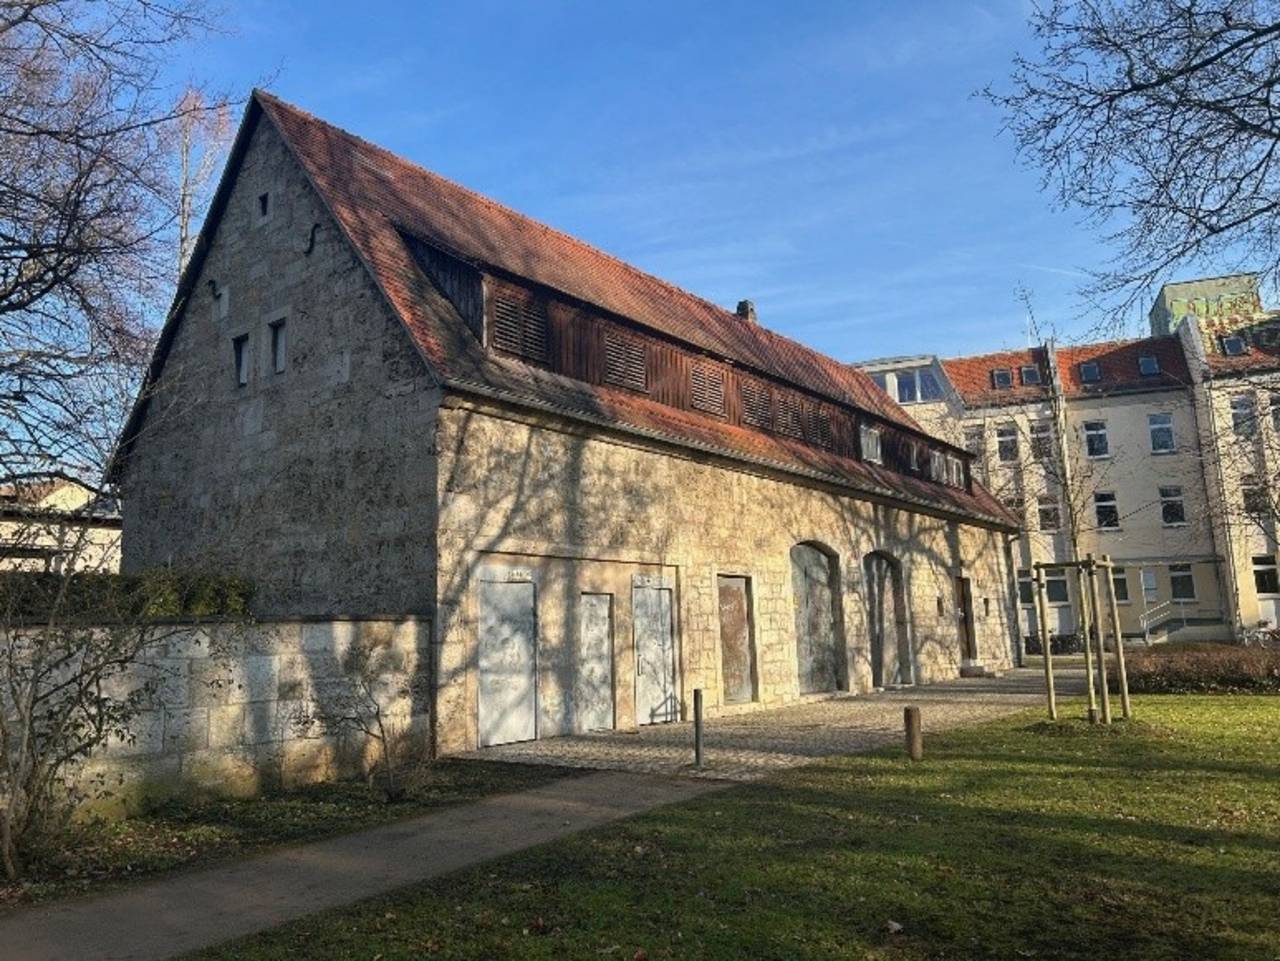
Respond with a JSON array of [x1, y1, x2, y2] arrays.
[[718, 575, 757, 704], [955, 576, 977, 661]]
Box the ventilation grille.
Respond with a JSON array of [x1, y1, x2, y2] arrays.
[[740, 379, 771, 428], [491, 296, 549, 362], [809, 409, 834, 449], [690, 362, 726, 416], [604, 331, 648, 392]]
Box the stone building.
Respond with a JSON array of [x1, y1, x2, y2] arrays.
[[858, 273, 1280, 644], [113, 91, 1020, 762]]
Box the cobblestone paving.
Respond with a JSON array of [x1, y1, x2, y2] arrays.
[[466, 668, 1086, 782]]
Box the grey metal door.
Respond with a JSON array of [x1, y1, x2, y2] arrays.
[[633, 586, 677, 725], [791, 545, 840, 693], [478, 579, 537, 747], [865, 554, 890, 688], [718, 575, 757, 704], [575, 593, 614, 732]]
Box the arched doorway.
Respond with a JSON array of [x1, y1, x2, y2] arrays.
[[791, 543, 844, 693], [863, 551, 913, 688]]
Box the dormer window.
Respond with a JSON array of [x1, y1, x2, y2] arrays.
[[1020, 365, 1042, 385], [1220, 334, 1248, 356], [1079, 360, 1101, 383], [1138, 354, 1160, 376], [991, 368, 1013, 389]]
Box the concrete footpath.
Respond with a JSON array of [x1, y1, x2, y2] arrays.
[[1, 771, 722, 961]]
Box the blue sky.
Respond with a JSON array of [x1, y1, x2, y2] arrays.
[[188, 0, 1128, 361]]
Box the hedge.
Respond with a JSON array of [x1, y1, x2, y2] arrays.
[[0, 569, 255, 624], [1119, 645, 1280, 694]]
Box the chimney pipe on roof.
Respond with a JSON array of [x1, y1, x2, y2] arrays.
[[736, 299, 758, 324]]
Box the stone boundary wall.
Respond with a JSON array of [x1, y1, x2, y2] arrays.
[[84, 616, 431, 810]]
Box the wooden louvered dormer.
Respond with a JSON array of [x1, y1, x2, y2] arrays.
[[603, 329, 649, 392], [690, 361, 726, 417], [489, 286, 550, 364]]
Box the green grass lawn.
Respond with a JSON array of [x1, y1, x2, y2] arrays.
[[0, 760, 569, 907], [189, 696, 1280, 961]]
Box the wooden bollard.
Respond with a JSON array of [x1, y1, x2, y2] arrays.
[[693, 688, 704, 769], [904, 706, 923, 761]]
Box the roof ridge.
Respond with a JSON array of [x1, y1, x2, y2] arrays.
[[254, 89, 755, 332]]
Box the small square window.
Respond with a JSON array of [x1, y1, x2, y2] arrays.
[[233, 334, 250, 386], [991, 368, 1013, 389], [1020, 365, 1042, 385], [1079, 360, 1101, 383], [1220, 334, 1248, 356], [1138, 354, 1160, 376], [270, 319, 287, 374]]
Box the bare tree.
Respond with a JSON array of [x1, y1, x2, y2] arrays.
[[0, 0, 235, 880], [987, 0, 1280, 318]]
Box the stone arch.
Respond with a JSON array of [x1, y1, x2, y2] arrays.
[[790, 541, 846, 693], [863, 550, 914, 688]]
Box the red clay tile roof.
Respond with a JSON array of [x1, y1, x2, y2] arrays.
[[1055, 336, 1191, 396], [941, 348, 1051, 408], [1196, 311, 1280, 377], [114, 91, 1017, 531]]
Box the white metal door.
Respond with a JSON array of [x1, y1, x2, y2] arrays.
[[575, 593, 614, 732], [633, 586, 677, 725], [478, 579, 537, 747]]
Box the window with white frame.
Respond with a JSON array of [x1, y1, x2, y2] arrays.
[[1148, 412, 1174, 452], [861, 424, 882, 464], [1083, 420, 1109, 458], [1037, 495, 1060, 532], [991, 368, 1013, 390], [1169, 563, 1196, 601], [1044, 567, 1069, 603], [1021, 365, 1042, 385], [1017, 569, 1034, 605], [1111, 567, 1130, 602], [1242, 474, 1269, 516], [1253, 554, 1280, 595], [1030, 421, 1052, 460], [1220, 333, 1248, 356], [996, 424, 1018, 462], [893, 367, 944, 404], [1159, 485, 1186, 525], [1094, 491, 1120, 530], [929, 449, 945, 482], [1141, 569, 1158, 602], [947, 455, 965, 487], [1231, 394, 1257, 437]]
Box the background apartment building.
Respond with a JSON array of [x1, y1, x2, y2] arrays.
[[858, 273, 1280, 645]]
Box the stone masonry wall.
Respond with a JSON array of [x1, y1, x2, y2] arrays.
[[84, 617, 431, 809], [118, 116, 440, 617], [434, 398, 1019, 754]]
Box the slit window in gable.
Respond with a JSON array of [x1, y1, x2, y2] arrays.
[[603, 330, 649, 392], [491, 295, 549, 363], [690, 361, 726, 415]]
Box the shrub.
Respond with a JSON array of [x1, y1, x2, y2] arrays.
[[1119, 646, 1280, 694], [0, 569, 255, 624]]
